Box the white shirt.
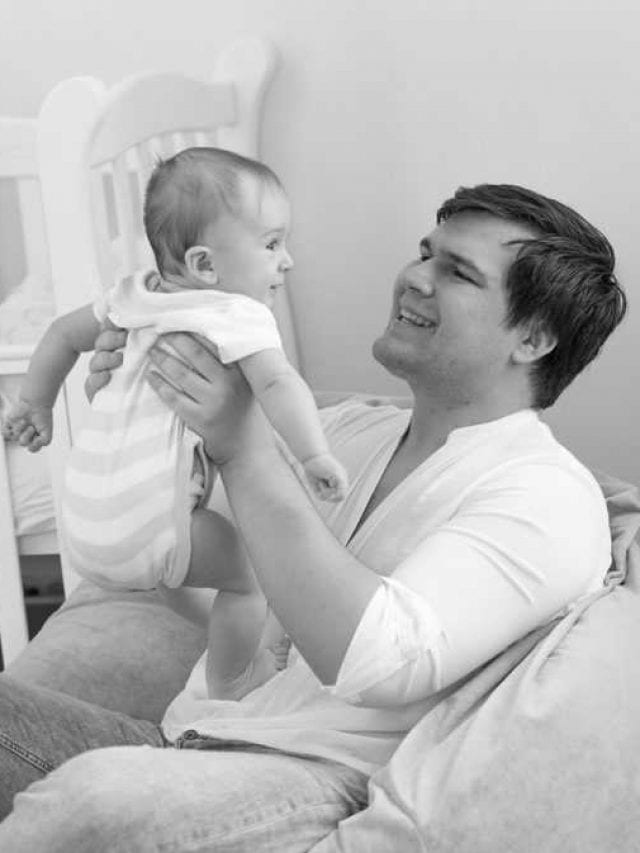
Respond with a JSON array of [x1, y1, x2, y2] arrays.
[[162, 402, 611, 776]]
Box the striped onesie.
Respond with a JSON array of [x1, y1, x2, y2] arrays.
[[61, 271, 283, 590]]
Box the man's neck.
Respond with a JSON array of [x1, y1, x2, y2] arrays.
[[354, 386, 533, 534], [402, 387, 533, 463]]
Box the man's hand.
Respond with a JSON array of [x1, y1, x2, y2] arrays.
[[85, 323, 128, 402], [145, 332, 274, 466]]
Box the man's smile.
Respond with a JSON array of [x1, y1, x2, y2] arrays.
[[396, 307, 436, 328]]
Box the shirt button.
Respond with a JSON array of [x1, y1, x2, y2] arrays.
[[182, 729, 200, 740]]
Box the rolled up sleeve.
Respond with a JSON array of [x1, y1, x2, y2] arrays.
[[328, 576, 447, 707], [326, 462, 610, 710]]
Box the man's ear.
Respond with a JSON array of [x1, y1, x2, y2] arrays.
[[184, 246, 218, 285], [512, 322, 557, 365]]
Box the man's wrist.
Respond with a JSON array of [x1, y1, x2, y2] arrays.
[[205, 399, 276, 469], [217, 442, 280, 480]]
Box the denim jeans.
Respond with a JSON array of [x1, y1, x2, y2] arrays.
[[0, 675, 368, 852]]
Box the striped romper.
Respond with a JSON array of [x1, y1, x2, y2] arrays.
[[61, 271, 283, 590]]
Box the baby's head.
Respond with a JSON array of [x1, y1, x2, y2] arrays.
[[144, 147, 293, 305]]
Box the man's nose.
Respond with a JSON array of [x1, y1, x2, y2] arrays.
[[405, 263, 434, 296]]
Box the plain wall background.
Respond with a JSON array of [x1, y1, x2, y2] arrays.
[[1, 0, 638, 483]]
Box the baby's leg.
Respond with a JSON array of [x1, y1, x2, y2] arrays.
[[184, 508, 283, 700], [205, 589, 276, 699], [184, 508, 255, 592]]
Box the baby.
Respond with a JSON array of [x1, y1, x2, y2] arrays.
[[3, 147, 348, 699]]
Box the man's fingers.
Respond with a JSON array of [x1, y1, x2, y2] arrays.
[[93, 329, 127, 359], [85, 371, 109, 403], [96, 324, 127, 346], [88, 348, 124, 373], [146, 367, 202, 418], [147, 345, 213, 401], [155, 332, 222, 381]]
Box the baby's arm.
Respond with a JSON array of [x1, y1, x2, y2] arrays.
[[3, 304, 100, 451], [239, 348, 348, 501]]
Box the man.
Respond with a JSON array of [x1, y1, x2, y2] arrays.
[[0, 184, 626, 851]]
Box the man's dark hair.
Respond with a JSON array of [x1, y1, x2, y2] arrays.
[[437, 184, 627, 409]]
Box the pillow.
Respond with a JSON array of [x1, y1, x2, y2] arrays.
[[6, 581, 209, 723], [312, 471, 640, 852]]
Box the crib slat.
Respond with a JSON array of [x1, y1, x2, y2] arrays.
[[112, 153, 138, 274], [0, 440, 30, 664], [135, 140, 159, 199], [0, 118, 38, 177], [90, 168, 116, 291], [131, 142, 159, 268], [16, 177, 50, 278], [193, 131, 210, 147]]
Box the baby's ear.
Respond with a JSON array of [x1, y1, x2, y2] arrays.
[[185, 246, 218, 285]]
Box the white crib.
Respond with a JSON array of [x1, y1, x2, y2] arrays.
[[0, 116, 59, 662], [0, 37, 300, 665]]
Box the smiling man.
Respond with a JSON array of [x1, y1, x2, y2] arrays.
[[0, 184, 629, 851]]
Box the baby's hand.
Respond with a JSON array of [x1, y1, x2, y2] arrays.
[[303, 453, 349, 502], [1, 399, 53, 452]]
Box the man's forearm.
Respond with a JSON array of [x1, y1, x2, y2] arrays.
[[219, 446, 381, 684]]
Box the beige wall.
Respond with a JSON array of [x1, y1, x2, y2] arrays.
[[1, 0, 638, 483]]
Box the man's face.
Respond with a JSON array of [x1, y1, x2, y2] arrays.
[[373, 212, 538, 404], [202, 178, 293, 308]]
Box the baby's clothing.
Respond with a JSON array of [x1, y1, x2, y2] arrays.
[[61, 271, 282, 590]]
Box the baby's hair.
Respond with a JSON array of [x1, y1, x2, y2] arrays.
[[143, 147, 284, 277]]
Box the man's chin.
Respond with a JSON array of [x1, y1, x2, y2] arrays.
[[371, 334, 387, 366], [372, 334, 409, 379]]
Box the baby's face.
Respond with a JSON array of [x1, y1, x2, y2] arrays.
[[202, 179, 293, 308]]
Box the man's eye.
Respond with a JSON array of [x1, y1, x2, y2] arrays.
[[452, 268, 474, 283]]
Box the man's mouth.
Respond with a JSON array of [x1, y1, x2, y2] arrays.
[[396, 308, 435, 328]]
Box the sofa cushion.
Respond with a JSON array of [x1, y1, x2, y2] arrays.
[[311, 472, 640, 852], [7, 582, 208, 723]]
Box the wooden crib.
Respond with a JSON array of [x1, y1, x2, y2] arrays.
[[0, 36, 299, 666]]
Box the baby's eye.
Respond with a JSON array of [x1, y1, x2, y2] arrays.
[[266, 239, 279, 251]]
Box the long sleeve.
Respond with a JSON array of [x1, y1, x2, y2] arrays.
[[329, 462, 611, 708]]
